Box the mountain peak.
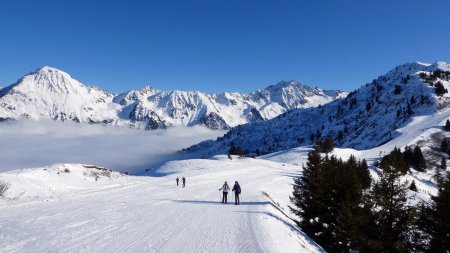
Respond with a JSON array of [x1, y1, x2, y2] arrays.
[[432, 61, 450, 71], [268, 80, 308, 89], [31, 66, 71, 78]]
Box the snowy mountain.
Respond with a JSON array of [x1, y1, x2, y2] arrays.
[[188, 61, 450, 155], [0, 67, 345, 130], [0, 67, 118, 123]]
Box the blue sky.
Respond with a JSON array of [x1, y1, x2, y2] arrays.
[[1, 0, 449, 93]]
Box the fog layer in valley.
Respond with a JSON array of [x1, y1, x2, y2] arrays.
[[0, 120, 225, 174]]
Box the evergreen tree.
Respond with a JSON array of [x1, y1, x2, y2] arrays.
[[407, 204, 432, 252], [441, 156, 447, 171], [413, 146, 427, 172], [368, 165, 411, 252], [356, 158, 371, 189], [291, 151, 369, 253], [441, 138, 449, 154], [332, 156, 369, 252], [435, 81, 448, 96], [409, 180, 418, 192], [407, 102, 413, 115], [444, 119, 450, 132], [403, 146, 414, 168], [380, 147, 409, 174], [394, 85, 402, 95], [228, 144, 244, 156], [428, 172, 450, 252], [290, 147, 323, 239], [338, 130, 343, 142], [319, 137, 335, 153]]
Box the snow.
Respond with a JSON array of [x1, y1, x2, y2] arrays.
[[0, 158, 325, 253], [189, 61, 450, 155], [0, 67, 345, 130], [1, 61, 449, 252]]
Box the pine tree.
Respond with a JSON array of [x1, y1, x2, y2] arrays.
[[228, 144, 244, 156], [441, 138, 449, 154], [332, 156, 367, 252], [413, 146, 426, 172], [435, 81, 448, 96], [441, 156, 447, 171], [291, 151, 368, 253], [380, 147, 408, 174], [407, 203, 432, 252], [290, 147, 323, 238], [409, 180, 418, 192], [319, 137, 335, 153], [403, 146, 414, 168], [368, 165, 411, 252], [428, 172, 450, 252], [356, 158, 371, 189], [444, 119, 450, 132]]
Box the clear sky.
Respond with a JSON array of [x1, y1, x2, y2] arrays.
[[1, 0, 449, 93]]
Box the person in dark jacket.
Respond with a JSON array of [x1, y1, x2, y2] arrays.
[[182, 177, 186, 188], [176, 177, 179, 186], [232, 181, 241, 205]]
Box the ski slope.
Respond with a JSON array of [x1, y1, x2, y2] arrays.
[[0, 157, 325, 253]]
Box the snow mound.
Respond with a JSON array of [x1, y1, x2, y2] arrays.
[[0, 164, 129, 202]]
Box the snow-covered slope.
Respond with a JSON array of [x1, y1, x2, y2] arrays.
[[0, 164, 129, 201], [0, 159, 325, 253], [0, 67, 345, 129], [188, 61, 450, 155]]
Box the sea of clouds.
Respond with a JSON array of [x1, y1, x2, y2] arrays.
[[0, 120, 225, 174]]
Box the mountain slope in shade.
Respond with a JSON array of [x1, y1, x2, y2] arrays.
[[187, 61, 450, 154], [0, 67, 345, 129]]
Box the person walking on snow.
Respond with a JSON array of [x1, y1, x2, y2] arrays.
[[219, 181, 230, 203], [176, 177, 179, 186], [182, 177, 186, 188], [232, 181, 241, 205]]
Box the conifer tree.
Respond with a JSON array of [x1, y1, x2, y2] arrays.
[[444, 119, 450, 132], [440, 156, 447, 171], [403, 146, 414, 168], [435, 81, 448, 96], [409, 180, 418, 192], [428, 172, 450, 252], [413, 146, 426, 172], [356, 158, 371, 189], [319, 137, 335, 153], [291, 151, 368, 253], [332, 156, 367, 252], [441, 138, 449, 154], [380, 147, 408, 174], [368, 165, 411, 252], [290, 147, 323, 238]]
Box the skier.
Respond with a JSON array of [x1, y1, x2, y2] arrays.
[[219, 181, 230, 203], [232, 181, 241, 205], [176, 177, 179, 186], [182, 177, 186, 188]]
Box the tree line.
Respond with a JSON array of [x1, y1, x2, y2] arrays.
[[290, 144, 450, 253]]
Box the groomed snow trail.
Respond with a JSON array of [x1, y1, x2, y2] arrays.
[[0, 157, 324, 253]]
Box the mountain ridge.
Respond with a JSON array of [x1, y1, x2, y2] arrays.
[[0, 66, 345, 129], [187, 61, 450, 154]]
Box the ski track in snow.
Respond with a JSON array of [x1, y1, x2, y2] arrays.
[[0, 158, 324, 253]]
